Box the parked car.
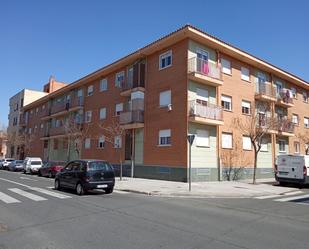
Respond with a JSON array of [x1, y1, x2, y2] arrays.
[[55, 160, 115, 195], [8, 160, 24, 172], [0, 158, 15, 170], [23, 157, 43, 174], [0, 159, 3, 169], [275, 154, 309, 186], [39, 161, 66, 178]]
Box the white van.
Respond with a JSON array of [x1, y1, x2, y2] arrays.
[[23, 157, 43, 174], [275, 155, 309, 186]]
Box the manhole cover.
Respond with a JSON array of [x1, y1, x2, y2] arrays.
[[0, 223, 8, 232]]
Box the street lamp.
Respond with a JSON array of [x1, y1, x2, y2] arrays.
[[187, 134, 195, 191]]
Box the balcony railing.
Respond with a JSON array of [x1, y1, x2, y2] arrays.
[[256, 115, 294, 134], [278, 119, 294, 133], [278, 88, 294, 105], [119, 110, 144, 125], [188, 57, 222, 81], [188, 100, 223, 121], [49, 126, 66, 137], [255, 82, 276, 99], [50, 97, 84, 115], [123, 98, 144, 112]]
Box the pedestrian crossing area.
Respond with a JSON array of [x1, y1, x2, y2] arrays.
[[254, 190, 309, 204], [0, 187, 71, 204]]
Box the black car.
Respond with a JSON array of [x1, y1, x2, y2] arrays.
[[54, 160, 115, 195]]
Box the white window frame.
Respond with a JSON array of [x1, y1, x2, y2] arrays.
[[303, 91, 308, 103], [260, 138, 268, 152], [222, 133, 232, 149], [98, 136, 105, 149], [278, 140, 286, 153], [196, 129, 210, 147], [241, 67, 250, 81], [84, 138, 91, 149], [304, 117, 309, 128], [294, 142, 300, 154], [99, 107, 107, 120], [221, 58, 231, 75], [87, 85, 94, 96], [196, 88, 209, 103], [115, 103, 123, 116], [100, 78, 108, 92], [292, 114, 299, 125], [115, 71, 125, 88], [242, 136, 252, 150], [114, 135, 122, 148], [85, 110, 92, 123], [159, 90, 171, 107], [158, 129, 171, 146], [291, 87, 297, 99], [241, 100, 251, 115], [159, 50, 172, 70], [221, 95, 232, 111]]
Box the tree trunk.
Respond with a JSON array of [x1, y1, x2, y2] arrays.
[[119, 151, 123, 181], [253, 147, 258, 184]]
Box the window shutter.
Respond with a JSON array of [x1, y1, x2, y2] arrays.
[[196, 88, 209, 102], [196, 129, 209, 147], [242, 136, 251, 150], [242, 101, 250, 108], [160, 90, 171, 106]]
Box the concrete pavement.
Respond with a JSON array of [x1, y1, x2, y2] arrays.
[[115, 177, 299, 198]]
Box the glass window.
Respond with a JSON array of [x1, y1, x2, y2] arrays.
[[159, 90, 171, 107], [98, 136, 105, 149], [294, 142, 300, 154], [88, 161, 113, 171], [304, 117, 309, 128], [159, 51, 172, 69], [242, 136, 251, 150], [115, 103, 123, 116], [292, 114, 299, 125], [242, 100, 251, 115], [99, 107, 106, 120], [196, 88, 209, 104], [84, 138, 91, 149], [221, 95, 232, 111], [222, 133, 232, 149], [221, 58, 231, 75], [85, 111, 92, 123], [303, 92, 308, 103], [100, 79, 107, 92], [196, 129, 209, 147], [278, 140, 286, 153], [291, 87, 297, 98], [115, 71, 125, 88], [241, 67, 250, 81], [87, 85, 94, 96], [159, 129, 171, 146], [114, 135, 122, 148], [260, 138, 268, 152]]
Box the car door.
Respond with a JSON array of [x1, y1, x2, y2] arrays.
[[60, 162, 74, 187], [69, 161, 84, 188]]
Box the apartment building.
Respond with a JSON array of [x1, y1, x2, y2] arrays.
[[0, 130, 7, 159], [19, 25, 309, 182], [8, 77, 66, 159]]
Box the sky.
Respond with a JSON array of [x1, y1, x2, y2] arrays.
[[1, 0, 308, 126]]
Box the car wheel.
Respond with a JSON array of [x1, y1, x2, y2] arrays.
[[54, 179, 61, 190], [105, 187, 114, 194], [48, 171, 53, 178], [76, 183, 85, 196]]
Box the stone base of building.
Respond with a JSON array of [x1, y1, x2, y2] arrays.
[[112, 164, 275, 182]]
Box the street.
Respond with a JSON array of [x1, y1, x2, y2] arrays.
[[0, 170, 309, 249]]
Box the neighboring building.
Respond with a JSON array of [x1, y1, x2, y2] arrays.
[[7, 77, 66, 159], [0, 130, 7, 159], [20, 25, 308, 181]]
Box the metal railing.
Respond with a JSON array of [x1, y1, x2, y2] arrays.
[[50, 97, 84, 115], [188, 100, 223, 121], [123, 98, 144, 112], [278, 88, 294, 105], [255, 81, 276, 98], [188, 57, 222, 80], [119, 110, 144, 125]]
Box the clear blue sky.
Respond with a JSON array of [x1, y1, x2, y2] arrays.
[[1, 0, 308, 126]]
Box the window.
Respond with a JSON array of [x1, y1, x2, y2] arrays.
[[115, 103, 123, 116], [292, 114, 299, 125], [304, 117, 309, 128], [114, 135, 122, 148], [221, 95, 232, 111], [294, 142, 300, 154], [291, 87, 297, 98], [42, 104, 45, 110], [36, 107, 39, 113], [87, 85, 94, 96], [85, 110, 92, 123], [100, 78, 108, 92], [303, 92, 308, 103], [241, 100, 251, 115], [29, 128, 32, 134], [53, 139, 58, 150], [241, 67, 250, 81], [278, 140, 286, 153], [260, 138, 268, 152], [222, 133, 232, 149], [159, 90, 171, 107], [242, 136, 251, 150], [99, 107, 106, 120], [98, 136, 105, 149], [196, 129, 209, 147], [84, 138, 91, 149], [196, 88, 209, 105], [40, 123, 44, 129], [115, 71, 125, 88], [221, 58, 231, 75], [159, 129, 171, 146], [159, 50, 172, 69]]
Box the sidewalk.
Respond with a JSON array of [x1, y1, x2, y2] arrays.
[[114, 177, 298, 198]]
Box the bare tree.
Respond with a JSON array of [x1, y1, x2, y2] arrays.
[[64, 117, 92, 160], [233, 102, 278, 184], [98, 119, 127, 180], [12, 132, 36, 159], [297, 131, 309, 155]]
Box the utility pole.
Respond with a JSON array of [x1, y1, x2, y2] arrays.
[[187, 134, 195, 192]]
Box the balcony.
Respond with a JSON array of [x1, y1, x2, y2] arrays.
[[120, 63, 145, 96], [255, 82, 277, 102], [48, 126, 66, 138], [19, 114, 27, 126], [278, 119, 295, 137], [49, 97, 84, 118], [119, 110, 144, 129], [256, 115, 294, 136], [188, 100, 224, 126], [188, 57, 223, 87], [276, 89, 294, 108]]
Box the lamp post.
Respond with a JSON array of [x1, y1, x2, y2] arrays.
[[187, 134, 195, 191]]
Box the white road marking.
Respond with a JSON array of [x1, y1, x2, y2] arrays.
[[275, 194, 309, 202], [0, 191, 20, 204], [9, 188, 47, 201], [254, 191, 304, 200], [282, 191, 303, 196], [30, 187, 71, 199], [20, 177, 37, 181]]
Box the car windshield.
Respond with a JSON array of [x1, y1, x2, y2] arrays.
[[88, 161, 113, 171], [7, 159, 14, 162], [31, 161, 41, 165]]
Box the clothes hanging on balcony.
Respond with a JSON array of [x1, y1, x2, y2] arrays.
[[202, 62, 209, 75]]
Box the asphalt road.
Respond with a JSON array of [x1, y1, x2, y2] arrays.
[[0, 170, 309, 249]]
